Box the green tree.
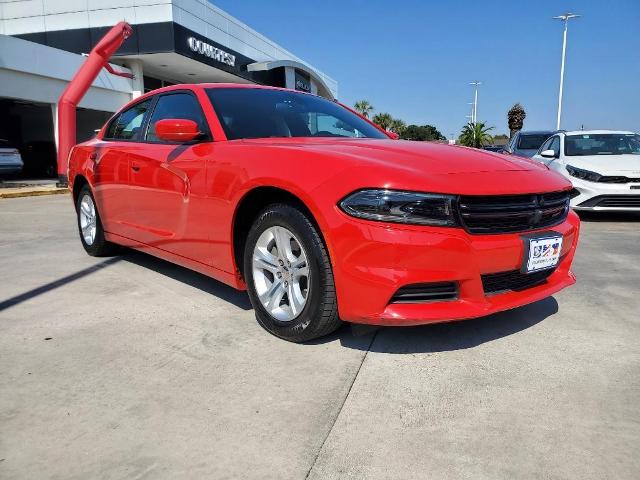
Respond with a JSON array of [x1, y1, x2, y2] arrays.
[[507, 103, 526, 138], [388, 118, 406, 135], [458, 122, 494, 148], [353, 100, 374, 118], [400, 124, 446, 141], [372, 112, 393, 131]]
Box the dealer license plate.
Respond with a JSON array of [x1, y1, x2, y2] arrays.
[[524, 235, 563, 273]]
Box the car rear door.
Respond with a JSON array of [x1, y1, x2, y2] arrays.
[[93, 99, 152, 238], [124, 90, 213, 263]]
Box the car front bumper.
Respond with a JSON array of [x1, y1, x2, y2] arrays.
[[330, 209, 580, 325], [570, 178, 640, 211]]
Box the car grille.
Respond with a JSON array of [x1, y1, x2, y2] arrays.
[[597, 176, 640, 184], [389, 282, 458, 303], [457, 191, 570, 234], [481, 269, 555, 295], [577, 195, 640, 208]]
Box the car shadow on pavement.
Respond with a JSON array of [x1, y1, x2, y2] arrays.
[[120, 249, 253, 310], [576, 211, 640, 222], [315, 297, 559, 354], [0, 257, 122, 312]]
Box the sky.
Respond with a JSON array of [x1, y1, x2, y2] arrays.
[[213, 0, 640, 139]]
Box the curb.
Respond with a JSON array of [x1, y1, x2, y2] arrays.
[[0, 189, 69, 199]]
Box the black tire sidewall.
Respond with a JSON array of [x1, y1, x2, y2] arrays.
[[244, 205, 336, 342]]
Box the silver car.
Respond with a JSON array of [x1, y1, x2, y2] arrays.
[[503, 130, 556, 158], [0, 140, 24, 175]]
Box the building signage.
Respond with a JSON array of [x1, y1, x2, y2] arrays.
[[295, 79, 310, 92], [187, 37, 236, 67], [294, 70, 311, 93]]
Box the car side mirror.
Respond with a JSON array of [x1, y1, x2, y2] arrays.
[[540, 149, 557, 159], [155, 118, 201, 142], [387, 131, 400, 140]]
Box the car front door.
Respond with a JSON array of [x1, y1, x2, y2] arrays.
[[93, 99, 152, 238], [125, 91, 213, 263]]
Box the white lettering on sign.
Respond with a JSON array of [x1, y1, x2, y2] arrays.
[[187, 37, 236, 67], [295, 79, 311, 92]]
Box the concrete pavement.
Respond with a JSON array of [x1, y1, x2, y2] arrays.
[[1, 196, 639, 479]]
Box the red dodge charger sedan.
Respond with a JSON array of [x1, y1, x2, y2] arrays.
[[68, 84, 580, 342]]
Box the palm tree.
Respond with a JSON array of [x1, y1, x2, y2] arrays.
[[388, 118, 406, 135], [372, 112, 393, 131], [354, 100, 374, 118], [507, 103, 526, 138], [458, 122, 494, 148]]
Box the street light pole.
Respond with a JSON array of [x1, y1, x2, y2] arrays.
[[470, 81, 481, 124], [554, 13, 580, 130]]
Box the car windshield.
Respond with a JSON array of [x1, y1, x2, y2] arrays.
[[206, 88, 388, 140], [565, 134, 640, 156], [518, 134, 552, 150]]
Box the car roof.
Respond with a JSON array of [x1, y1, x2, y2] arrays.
[[563, 129, 636, 136], [134, 83, 318, 102], [517, 130, 557, 135]]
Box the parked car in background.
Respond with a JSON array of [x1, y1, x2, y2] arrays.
[[0, 139, 24, 175], [482, 145, 504, 153], [533, 130, 640, 211], [504, 130, 556, 157], [67, 84, 580, 342]]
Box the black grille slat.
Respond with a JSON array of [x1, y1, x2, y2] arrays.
[[578, 195, 640, 208], [390, 282, 458, 303], [482, 269, 554, 295], [458, 191, 570, 234], [598, 176, 640, 184]]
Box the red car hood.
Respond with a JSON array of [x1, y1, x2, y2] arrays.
[[237, 138, 572, 195], [239, 138, 544, 174]]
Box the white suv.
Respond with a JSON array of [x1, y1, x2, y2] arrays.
[[532, 130, 640, 211]]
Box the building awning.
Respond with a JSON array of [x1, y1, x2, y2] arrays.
[[247, 60, 335, 100]]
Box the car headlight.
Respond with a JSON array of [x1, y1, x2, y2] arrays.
[[566, 165, 602, 182], [339, 189, 458, 226]]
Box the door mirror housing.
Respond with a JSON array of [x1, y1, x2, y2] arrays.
[[540, 149, 557, 159], [154, 118, 201, 142]]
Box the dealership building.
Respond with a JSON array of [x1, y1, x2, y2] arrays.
[[0, 0, 338, 177]]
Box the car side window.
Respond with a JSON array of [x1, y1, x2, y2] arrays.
[[507, 134, 517, 152], [105, 99, 152, 141], [549, 136, 560, 156], [145, 93, 209, 142]]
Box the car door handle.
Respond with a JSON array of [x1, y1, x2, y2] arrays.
[[131, 162, 141, 172]]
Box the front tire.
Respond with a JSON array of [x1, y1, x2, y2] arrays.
[[244, 204, 341, 342], [76, 184, 118, 257]]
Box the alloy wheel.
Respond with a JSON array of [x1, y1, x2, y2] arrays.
[[79, 194, 97, 246], [252, 226, 310, 322]]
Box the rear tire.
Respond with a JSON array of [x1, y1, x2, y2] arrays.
[[244, 204, 341, 342], [76, 184, 118, 257]]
